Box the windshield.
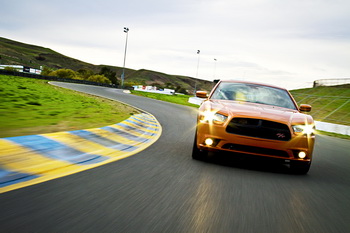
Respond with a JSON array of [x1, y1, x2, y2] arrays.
[[210, 82, 297, 110]]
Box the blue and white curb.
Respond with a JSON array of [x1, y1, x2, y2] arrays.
[[0, 113, 162, 193]]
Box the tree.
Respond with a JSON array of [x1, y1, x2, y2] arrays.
[[99, 66, 118, 85]]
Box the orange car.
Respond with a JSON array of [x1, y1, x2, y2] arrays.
[[193, 80, 315, 174]]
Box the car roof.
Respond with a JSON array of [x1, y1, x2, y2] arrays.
[[218, 80, 288, 91]]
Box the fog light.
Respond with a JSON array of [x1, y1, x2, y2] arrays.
[[298, 151, 307, 159], [205, 138, 214, 146]]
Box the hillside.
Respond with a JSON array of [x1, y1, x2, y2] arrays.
[[290, 84, 350, 126], [0, 37, 213, 92]]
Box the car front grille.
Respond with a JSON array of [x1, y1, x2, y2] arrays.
[[226, 118, 291, 141], [222, 143, 290, 158]]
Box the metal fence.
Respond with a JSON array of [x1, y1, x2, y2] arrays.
[[313, 78, 350, 87]]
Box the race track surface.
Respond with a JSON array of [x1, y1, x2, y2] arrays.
[[1, 83, 349, 233]]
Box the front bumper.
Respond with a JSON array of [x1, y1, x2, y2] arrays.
[[196, 122, 315, 162]]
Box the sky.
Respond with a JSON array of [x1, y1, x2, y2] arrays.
[[1, 0, 350, 90]]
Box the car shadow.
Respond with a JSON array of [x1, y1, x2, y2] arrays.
[[198, 151, 295, 175]]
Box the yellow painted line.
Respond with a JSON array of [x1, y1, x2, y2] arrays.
[[0, 113, 162, 194], [83, 128, 144, 146], [0, 139, 73, 175], [133, 113, 155, 120], [121, 121, 159, 134], [129, 114, 157, 125], [127, 118, 159, 130], [131, 115, 159, 127], [109, 124, 155, 139], [44, 132, 126, 156], [1, 132, 161, 194]]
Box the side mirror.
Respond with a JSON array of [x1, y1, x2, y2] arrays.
[[196, 91, 208, 98], [299, 104, 312, 112]]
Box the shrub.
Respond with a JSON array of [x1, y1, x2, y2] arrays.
[[87, 74, 112, 84], [77, 69, 94, 80], [49, 69, 79, 80], [41, 66, 54, 76]]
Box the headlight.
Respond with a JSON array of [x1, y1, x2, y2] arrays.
[[292, 125, 315, 135], [199, 111, 228, 124], [213, 113, 228, 124]]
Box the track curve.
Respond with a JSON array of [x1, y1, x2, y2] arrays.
[[1, 83, 349, 233]]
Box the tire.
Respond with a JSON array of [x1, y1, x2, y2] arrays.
[[290, 161, 311, 174], [192, 131, 208, 160]]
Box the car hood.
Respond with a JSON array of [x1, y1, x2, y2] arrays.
[[207, 100, 313, 125]]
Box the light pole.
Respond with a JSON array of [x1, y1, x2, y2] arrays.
[[213, 58, 217, 79], [121, 27, 129, 88], [196, 50, 200, 78], [194, 50, 200, 95]]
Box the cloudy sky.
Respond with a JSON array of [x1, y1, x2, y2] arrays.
[[1, 0, 349, 89]]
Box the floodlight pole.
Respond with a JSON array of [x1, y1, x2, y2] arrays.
[[213, 58, 217, 79], [194, 50, 200, 95], [121, 27, 129, 88], [196, 50, 200, 79]]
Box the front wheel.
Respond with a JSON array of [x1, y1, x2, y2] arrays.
[[192, 132, 208, 160], [290, 161, 311, 174]]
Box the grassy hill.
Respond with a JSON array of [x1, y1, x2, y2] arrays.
[[290, 85, 350, 126], [0, 37, 213, 92]]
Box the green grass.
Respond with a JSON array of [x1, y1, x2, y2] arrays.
[[290, 85, 350, 126], [130, 90, 199, 108], [0, 75, 139, 137]]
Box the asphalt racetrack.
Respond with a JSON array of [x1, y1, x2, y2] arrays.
[[1, 83, 350, 233]]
